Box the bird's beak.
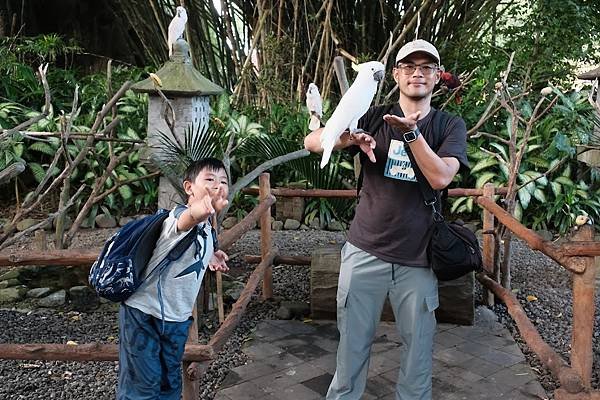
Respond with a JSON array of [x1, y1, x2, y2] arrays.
[[374, 70, 384, 82]]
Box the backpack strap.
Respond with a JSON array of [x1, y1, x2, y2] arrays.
[[139, 207, 201, 333], [356, 103, 395, 196]]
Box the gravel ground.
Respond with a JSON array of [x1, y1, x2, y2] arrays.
[[1, 228, 598, 399]]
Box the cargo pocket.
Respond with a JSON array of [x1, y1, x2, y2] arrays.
[[425, 295, 439, 313], [336, 243, 353, 335], [422, 294, 439, 337]]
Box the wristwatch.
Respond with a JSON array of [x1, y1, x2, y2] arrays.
[[403, 127, 421, 143]]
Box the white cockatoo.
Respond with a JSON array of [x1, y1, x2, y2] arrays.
[[319, 61, 385, 168], [306, 83, 323, 131], [167, 6, 188, 56]]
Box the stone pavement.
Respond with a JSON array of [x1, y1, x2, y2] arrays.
[[214, 319, 548, 400]]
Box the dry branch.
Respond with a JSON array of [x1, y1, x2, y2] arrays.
[[0, 184, 85, 251], [0, 161, 25, 185], [0, 81, 132, 248], [21, 131, 143, 144], [228, 149, 309, 204]]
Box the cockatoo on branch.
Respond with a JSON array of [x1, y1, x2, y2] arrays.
[[319, 61, 385, 168], [306, 83, 323, 131], [168, 6, 188, 56]]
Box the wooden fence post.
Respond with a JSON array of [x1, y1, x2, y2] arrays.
[[570, 224, 596, 389], [34, 230, 47, 251], [212, 215, 225, 324], [216, 271, 224, 323], [482, 183, 496, 306], [259, 173, 273, 300], [182, 305, 199, 400]]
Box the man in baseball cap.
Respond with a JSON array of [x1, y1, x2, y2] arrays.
[[309, 36, 469, 400]]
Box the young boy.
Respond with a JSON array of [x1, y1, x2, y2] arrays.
[[117, 157, 230, 400]]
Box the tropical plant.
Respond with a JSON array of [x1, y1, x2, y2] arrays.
[[0, 33, 157, 221], [448, 85, 600, 236]]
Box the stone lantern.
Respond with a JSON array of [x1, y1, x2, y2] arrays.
[[576, 66, 600, 167], [131, 38, 223, 209]]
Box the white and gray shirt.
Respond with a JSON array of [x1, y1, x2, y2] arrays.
[[125, 207, 215, 322]]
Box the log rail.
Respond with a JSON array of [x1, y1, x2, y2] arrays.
[[0, 179, 598, 399]]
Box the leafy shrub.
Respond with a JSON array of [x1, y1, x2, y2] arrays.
[[0, 35, 157, 219]]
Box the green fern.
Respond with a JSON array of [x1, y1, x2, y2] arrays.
[[28, 162, 46, 183], [29, 141, 57, 156]]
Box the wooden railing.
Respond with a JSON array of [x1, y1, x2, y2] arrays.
[[0, 178, 598, 400], [0, 173, 278, 400]]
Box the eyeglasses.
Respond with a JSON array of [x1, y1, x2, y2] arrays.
[[395, 63, 438, 76]]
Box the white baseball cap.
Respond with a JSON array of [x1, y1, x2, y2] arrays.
[[395, 39, 440, 65]]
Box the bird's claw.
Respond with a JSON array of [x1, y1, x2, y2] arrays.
[[350, 128, 366, 135]]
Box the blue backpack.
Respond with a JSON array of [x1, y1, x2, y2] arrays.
[[89, 208, 198, 302]]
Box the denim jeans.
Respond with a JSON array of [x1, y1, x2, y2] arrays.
[[117, 303, 193, 400]]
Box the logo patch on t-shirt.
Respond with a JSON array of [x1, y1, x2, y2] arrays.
[[384, 139, 416, 182]]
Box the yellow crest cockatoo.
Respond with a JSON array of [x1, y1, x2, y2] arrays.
[[168, 6, 188, 56], [306, 83, 323, 131], [319, 61, 385, 168]]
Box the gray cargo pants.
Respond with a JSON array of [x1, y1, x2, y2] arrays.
[[326, 242, 439, 400]]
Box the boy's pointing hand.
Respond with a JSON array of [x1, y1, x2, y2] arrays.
[[190, 191, 215, 222]]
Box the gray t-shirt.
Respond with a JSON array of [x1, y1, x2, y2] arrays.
[[125, 207, 214, 322], [347, 104, 469, 266]]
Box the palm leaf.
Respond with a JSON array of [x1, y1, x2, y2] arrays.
[[151, 122, 226, 201]]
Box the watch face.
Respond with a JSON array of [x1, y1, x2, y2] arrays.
[[404, 130, 418, 142]]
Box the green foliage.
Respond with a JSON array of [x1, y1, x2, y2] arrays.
[[446, 82, 600, 234], [0, 35, 156, 218]]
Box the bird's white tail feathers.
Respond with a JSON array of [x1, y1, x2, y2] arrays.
[[320, 135, 336, 169], [320, 147, 333, 169], [309, 115, 321, 131]]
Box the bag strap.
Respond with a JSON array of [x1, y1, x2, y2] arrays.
[[140, 208, 199, 281], [404, 110, 449, 220], [357, 103, 395, 195]]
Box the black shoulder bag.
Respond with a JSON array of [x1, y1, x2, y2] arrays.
[[404, 121, 483, 281]]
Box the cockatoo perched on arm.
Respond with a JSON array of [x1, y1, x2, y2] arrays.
[[167, 6, 188, 56], [306, 83, 323, 131], [320, 61, 385, 168]]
